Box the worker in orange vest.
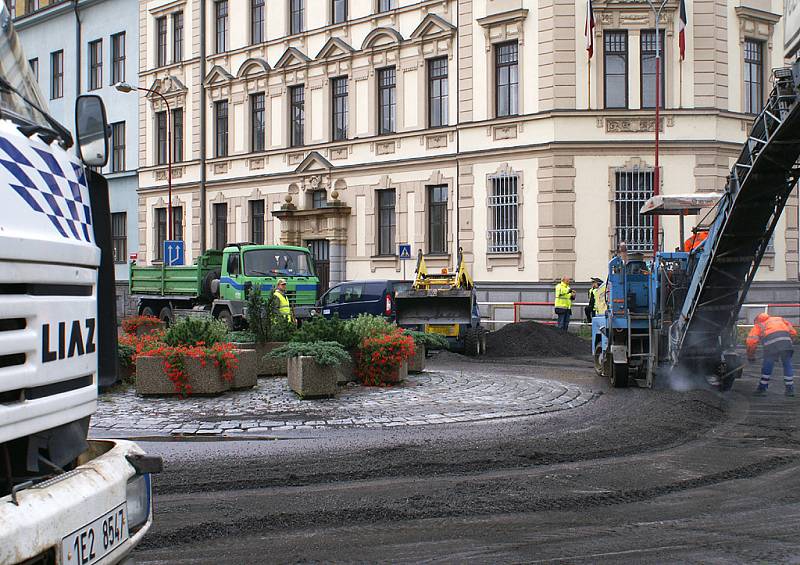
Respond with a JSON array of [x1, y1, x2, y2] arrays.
[[683, 229, 709, 252], [746, 313, 797, 396]]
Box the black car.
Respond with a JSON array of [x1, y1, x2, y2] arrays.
[[313, 279, 412, 321]]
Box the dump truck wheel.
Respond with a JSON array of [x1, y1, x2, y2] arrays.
[[140, 305, 156, 318], [464, 328, 480, 357], [611, 361, 629, 388], [158, 306, 173, 327], [217, 308, 234, 330]]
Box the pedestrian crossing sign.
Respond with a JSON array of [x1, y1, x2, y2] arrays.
[[399, 244, 412, 260]]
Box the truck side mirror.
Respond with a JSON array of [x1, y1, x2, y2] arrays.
[[75, 95, 109, 167]]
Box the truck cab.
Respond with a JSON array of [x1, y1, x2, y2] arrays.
[[0, 8, 159, 563]]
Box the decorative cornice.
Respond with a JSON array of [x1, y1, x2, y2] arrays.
[[476, 8, 529, 28]]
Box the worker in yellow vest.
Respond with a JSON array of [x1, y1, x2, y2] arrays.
[[593, 280, 608, 316], [554, 276, 576, 331], [274, 278, 293, 322]]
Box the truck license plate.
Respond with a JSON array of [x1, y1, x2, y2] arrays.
[[62, 504, 128, 565]]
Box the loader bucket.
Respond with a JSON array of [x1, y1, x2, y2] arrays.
[[395, 289, 474, 326]]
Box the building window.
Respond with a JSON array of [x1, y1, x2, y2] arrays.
[[156, 16, 167, 67], [111, 32, 125, 84], [428, 185, 448, 254], [172, 108, 183, 163], [251, 0, 264, 44], [215, 0, 228, 54], [28, 58, 38, 81], [156, 207, 183, 260], [251, 93, 265, 151], [604, 31, 628, 109], [312, 190, 327, 209], [290, 0, 304, 34], [428, 57, 448, 127], [215, 100, 229, 157], [88, 39, 102, 91], [640, 30, 665, 109], [744, 38, 764, 114], [331, 77, 348, 141], [332, 0, 346, 23], [214, 203, 228, 250], [488, 174, 518, 253], [378, 0, 395, 11], [250, 200, 265, 244], [377, 189, 396, 256], [378, 67, 396, 134], [50, 50, 63, 99], [156, 111, 167, 165], [495, 42, 518, 117], [173, 12, 184, 63], [111, 212, 126, 263], [615, 167, 654, 254], [110, 122, 125, 172], [290, 85, 304, 147]]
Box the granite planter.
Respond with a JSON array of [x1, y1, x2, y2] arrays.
[[408, 345, 426, 373], [236, 341, 289, 376], [383, 361, 409, 384], [287, 356, 338, 399], [333, 356, 356, 384], [230, 348, 257, 390], [135, 354, 231, 396]]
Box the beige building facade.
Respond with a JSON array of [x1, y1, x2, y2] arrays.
[[136, 0, 798, 307]]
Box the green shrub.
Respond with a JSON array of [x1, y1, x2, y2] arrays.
[[404, 330, 449, 350], [227, 330, 257, 344], [267, 341, 351, 366], [164, 316, 229, 347], [291, 314, 357, 348], [345, 314, 395, 343], [117, 341, 135, 368], [245, 287, 296, 343]]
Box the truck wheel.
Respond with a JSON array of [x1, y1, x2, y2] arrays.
[[464, 327, 480, 357], [158, 306, 173, 327], [611, 362, 629, 388], [593, 344, 606, 377], [140, 305, 156, 318], [217, 309, 234, 330]]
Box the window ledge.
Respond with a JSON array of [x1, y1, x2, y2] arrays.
[[486, 251, 523, 272]]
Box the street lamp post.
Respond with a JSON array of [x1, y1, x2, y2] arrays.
[[645, 0, 668, 255], [115, 81, 173, 241]]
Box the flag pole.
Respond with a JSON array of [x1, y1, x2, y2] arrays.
[[679, 58, 683, 108], [588, 59, 592, 110]]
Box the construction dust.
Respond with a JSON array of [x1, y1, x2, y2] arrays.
[[486, 321, 590, 358]]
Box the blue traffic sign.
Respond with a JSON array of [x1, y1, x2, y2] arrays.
[[399, 244, 412, 260], [164, 240, 185, 266]]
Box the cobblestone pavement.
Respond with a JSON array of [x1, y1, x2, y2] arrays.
[[91, 368, 598, 437]]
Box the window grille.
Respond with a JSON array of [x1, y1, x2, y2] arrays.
[[488, 174, 518, 253], [615, 167, 654, 254]]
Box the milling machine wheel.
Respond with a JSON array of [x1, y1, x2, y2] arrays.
[[611, 361, 629, 388]]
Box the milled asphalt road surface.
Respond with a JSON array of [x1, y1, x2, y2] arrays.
[[118, 349, 800, 564]]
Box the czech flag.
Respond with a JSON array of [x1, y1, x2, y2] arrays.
[[679, 0, 687, 60], [585, 0, 595, 58]]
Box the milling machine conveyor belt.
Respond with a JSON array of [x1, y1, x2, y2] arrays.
[[674, 70, 800, 365]]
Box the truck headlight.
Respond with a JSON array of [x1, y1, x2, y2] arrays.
[[126, 474, 151, 533]]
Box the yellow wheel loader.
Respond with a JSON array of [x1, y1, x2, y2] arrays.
[[395, 248, 486, 356]]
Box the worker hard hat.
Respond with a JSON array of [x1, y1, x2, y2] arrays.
[[754, 313, 770, 324]]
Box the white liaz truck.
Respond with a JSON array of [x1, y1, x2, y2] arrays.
[[0, 7, 161, 565]]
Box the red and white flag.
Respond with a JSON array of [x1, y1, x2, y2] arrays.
[[678, 0, 687, 60], [585, 0, 595, 58]]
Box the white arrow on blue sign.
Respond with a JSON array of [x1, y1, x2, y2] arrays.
[[399, 244, 412, 260], [164, 240, 185, 266]]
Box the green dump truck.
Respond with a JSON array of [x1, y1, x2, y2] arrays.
[[129, 244, 319, 328]]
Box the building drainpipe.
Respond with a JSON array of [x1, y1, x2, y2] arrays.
[[199, 0, 207, 252], [454, 1, 460, 256], [73, 0, 81, 98]]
